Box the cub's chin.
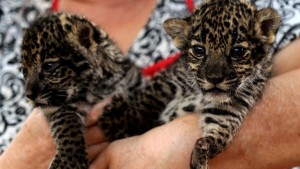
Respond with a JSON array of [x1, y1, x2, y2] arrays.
[[202, 88, 232, 104]]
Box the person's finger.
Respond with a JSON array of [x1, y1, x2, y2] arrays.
[[86, 98, 111, 127], [87, 142, 109, 163], [85, 125, 106, 145]]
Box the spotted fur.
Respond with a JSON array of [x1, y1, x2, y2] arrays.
[[21, 0, 280, 168]]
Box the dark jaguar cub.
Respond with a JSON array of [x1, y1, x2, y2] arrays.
[[21, 0, 280, 168]]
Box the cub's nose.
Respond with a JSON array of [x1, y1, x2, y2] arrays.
[[206, 75, 224, 84], [206, 72, 225, 85], [25, 86, 38, 100], [24, 79, 40, 100]]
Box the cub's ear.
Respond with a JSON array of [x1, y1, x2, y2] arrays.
[[77, 25, 94, 49], [254, 8, 281, 44], [163, 18, 191, 50], [71, 17, 104, 51]]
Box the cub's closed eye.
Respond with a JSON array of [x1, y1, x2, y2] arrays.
[[192, 45, 206, 57], [43, 62, 58, 72], [231, 46, 246, 58], [22, 68, 28, 77]]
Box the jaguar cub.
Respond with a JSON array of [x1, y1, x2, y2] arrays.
[[21, 13, 142, 169], [21, 0, 280, 169], [164, 1, 280, 168]]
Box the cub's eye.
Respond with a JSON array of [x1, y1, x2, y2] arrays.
[[43, 62, 58, 72], [192, 45, 206, 57], [231, 46, 246, 58], [22, 68, 28, 77]]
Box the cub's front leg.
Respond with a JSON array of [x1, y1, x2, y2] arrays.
[[44, 107, 88, 169], [190, 107, 246, 169], [99, 94, 165, 141]]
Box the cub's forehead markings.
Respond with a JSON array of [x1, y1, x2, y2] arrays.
[[35, 55, 42, 63], [191, 40, 201, 45], [58, 15, 70, 26], [45, 57, 60, 62], [193, 30, 201, 37], [236, 41, 250, 48]]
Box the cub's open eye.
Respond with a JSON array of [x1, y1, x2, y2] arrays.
[[192, 45, 206, 57], [231, 46, 246, 58], [43, 62, 58, 72]]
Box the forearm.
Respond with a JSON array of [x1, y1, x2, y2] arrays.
[[210, 68, 300, 169]]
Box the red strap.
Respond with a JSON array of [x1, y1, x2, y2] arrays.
[[186, 0, 195, 13], [51, 0, 59, 12], [141, 52, 181, 77]]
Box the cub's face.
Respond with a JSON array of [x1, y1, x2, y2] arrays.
[[21, 14, 105, 106], [164, 0, 280, 101]]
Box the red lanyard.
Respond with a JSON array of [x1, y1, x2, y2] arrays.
[[51, 0, 59, 12], [186, 0, 195, 13], [51, 0, 195, 77]]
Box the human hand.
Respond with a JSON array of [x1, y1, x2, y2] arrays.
[[89, 114, 201, 169], [85, 98, 112, 162], [0, 98, 111, 169]]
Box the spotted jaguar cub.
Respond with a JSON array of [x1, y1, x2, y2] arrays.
[[163, 0, 280, 168], [21, 0, 280, 168], [21, 13, 142, 168]]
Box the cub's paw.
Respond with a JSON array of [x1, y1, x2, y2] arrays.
[[190, 138, 210, 169], [98, 94, 130, 140], [103, 94, 128, 115]]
